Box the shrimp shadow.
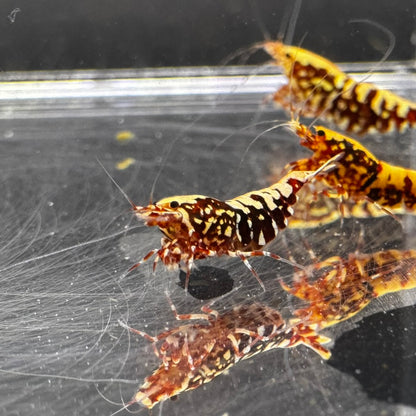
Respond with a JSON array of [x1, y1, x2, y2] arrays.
[[178, 266, 234, 300], [328, 305, 416, 408]]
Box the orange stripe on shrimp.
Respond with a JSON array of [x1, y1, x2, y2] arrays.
[[282, 249, 416, 329], [263, 41, 416, 135], [287, 121, 416, 213]]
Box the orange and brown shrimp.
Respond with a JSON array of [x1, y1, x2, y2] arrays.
[[287, 121, 416, 213], [118, 301, 331, 410], [263, 41, 416, 135], [283, 182, 388, 229], [282, 249, 416, 329], [267, 166, 387, 229], [131, 155, 341, 289]]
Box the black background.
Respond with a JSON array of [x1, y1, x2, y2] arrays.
[[0, 0, 415, 71]]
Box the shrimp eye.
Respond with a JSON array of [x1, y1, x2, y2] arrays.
[[169, 201, 179, 208], [317, 130, 325, 137]]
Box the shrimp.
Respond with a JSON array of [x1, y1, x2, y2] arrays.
[[119, 301, 331, 409], [285, 182, 389, 229], [287, 121, 416, 213], [282, 249, 416, 328], [132, 155, 341, 289], [263, 41, 416, 135]]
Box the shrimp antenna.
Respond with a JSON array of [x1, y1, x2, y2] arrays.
[[110, 399, 136, 416], [237, 121, 291, 169], [349, 19, 396, 79], [97, 158, 137, 209], [212, 117, 288, 154], [276, 4, 291, 42], [249, 0, 271, 41], [284, 0, 302, 45]]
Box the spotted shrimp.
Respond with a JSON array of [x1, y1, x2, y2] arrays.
[[287, 121, 416, 214], [283, 183, 389, 229], [131, 155, 342, 289], [118, 301, 331, 409], [282, 249, 416, 328], [263, 41, 416, 135]]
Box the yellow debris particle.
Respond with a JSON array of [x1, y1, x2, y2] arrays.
[[116, 157, 136, 170], [116, 130, 135, 142]]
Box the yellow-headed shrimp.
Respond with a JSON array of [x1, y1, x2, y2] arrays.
[[287, 121, 416, 214], [263, 41, 416, 135]]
